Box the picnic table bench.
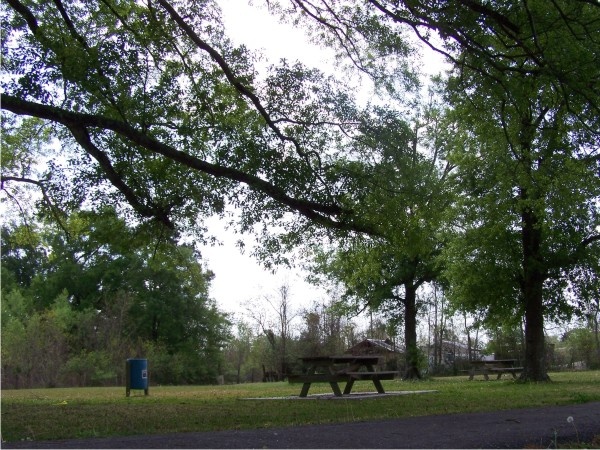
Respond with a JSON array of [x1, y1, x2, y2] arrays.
[[468, 359, 524, 380], [288, 355, 397, 397]]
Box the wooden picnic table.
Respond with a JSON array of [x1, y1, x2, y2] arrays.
[[468, 359, 524, 380], [288, 355, 397, 397]]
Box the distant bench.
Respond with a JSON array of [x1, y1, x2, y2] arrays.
[[289, 356, 397, 397], [468, 360, 523, 380]]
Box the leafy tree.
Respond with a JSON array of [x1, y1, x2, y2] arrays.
[[0, 210, 231, 386], [308, 104, 450, 379], [1, 0, 422, 382], [297, 300, 355, 356], [563, 328, 599, 370], [441, 3, 600, 379], [278, 0, 600, 382], [567, 250, 600, 365], [4, 0, 598, 385], [1, 291, 71, 388], [280, 0, 600, 121], [1, 0, 376, 243], [223, 320, 255, 383], [485, 324, 525, 362]]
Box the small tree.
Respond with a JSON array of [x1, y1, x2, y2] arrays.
[[308, 103, 450, 379], [564, 328, 598, 370], [224, 320, 254, 384]]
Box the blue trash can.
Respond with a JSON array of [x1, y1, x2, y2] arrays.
[[126, 358, 148, 397]]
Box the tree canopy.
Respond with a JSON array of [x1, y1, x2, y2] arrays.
[[1, 208, 230, 387], [1, 0, 380, 242], [2, 0, 599, 382]]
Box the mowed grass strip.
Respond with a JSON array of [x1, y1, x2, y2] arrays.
[[2, 371, 599, 442]]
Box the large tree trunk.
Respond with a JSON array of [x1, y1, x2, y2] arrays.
[[521, 279, 549, 380], [519, 197, 550, 381], [403, 284, 421, 379]]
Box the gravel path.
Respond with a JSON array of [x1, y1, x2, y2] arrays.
[[4, 401, 599, 449]]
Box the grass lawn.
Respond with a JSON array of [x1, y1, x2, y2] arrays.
[[1, 371, 599, 443]]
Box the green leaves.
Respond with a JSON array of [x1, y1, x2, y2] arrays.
[[1, 207, 231, 386], [3, 0, 386, 242]]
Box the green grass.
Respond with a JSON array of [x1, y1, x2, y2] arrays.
[[2, 371, 600, 443]]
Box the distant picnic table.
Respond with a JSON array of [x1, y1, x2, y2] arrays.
[[288, 355, 397, 397], [468, 359, 524, 380]]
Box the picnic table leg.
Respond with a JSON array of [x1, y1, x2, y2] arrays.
[[366, 364, 386, 394], [468, 369, 475, 381], [298, 365, 320, 397], [372, 377, 385, 394], [496, 371, 503, 380], [299, 382, 311, 397], [343, 379, 355, 395], [330, 382, 343, 397]]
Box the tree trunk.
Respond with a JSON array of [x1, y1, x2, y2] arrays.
[[521, 283, 549, 380], [591, 304, 600, 368], [403, 284, 421, 379], [464, 313, 473, 361], [438, 292, 445, 367], [519, 199, 550, 381]]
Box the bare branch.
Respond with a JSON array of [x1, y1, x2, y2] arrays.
[[1, 175, 70, 237]]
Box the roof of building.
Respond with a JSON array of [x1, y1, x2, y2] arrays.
[[347, 338, 403, 353]]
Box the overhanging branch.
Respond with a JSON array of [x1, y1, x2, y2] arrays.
[[2, 94, 377, 235], [66, 125, 175, 229]]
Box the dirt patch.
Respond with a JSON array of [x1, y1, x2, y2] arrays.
[[242, 389, 438, 400]]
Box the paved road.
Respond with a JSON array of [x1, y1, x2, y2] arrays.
[[4, 402, 599, 448]]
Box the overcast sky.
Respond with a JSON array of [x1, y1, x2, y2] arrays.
[[202, 1, 447, 318], [200, 1, 333, 317]]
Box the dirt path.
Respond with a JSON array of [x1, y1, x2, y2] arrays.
[[4, 401, 599, 448]]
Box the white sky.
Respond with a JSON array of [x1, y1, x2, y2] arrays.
[[202, 1, 447, 318], [200, 1, 334, 317], [218, 1, 338, 70], [199, 216, 327, 317]]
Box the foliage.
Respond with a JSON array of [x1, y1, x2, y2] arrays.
[[2, 0, 599, 386], [269, 0, 600, 383], [306, 100, 451, 378], [562, 328, 600, 370], [431, 1, 600, 380], [222, 320, 255, 383], [0, 210, 231, 388], [281, 0, 600, 122], [484, 324, 525, 361], [1, 0, 378, 244], [297, 300, 356, 356]]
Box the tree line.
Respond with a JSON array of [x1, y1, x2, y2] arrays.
[[1, 0, 599, 382], [224, 283, 600, 384], [1, 210, 230, 388]]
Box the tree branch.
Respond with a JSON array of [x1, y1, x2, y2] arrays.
[[66, 125, 175, 229], [5, 0, 38, 34], [2, 94, 377, 235], [156, 0, 322, 168], [1, 175, 70, 237], [580, 234, 600, 248]]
